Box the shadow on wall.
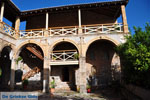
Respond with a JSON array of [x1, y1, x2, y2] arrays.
[[86, 40, 121, 90], [0, 46, 12, 91]]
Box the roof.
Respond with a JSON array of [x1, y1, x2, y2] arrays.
[[0, 0, 129, 21]]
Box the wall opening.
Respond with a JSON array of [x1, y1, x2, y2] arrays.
[[86, 39, 121, 90]]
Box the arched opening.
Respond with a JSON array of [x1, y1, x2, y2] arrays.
[[86, 39, 121, 90], [16, 43, 44, 91], [0, 46, 12, 90], [50, 42, 79, 91]]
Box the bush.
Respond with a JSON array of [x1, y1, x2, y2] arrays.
[[116, 23, 150, 89]]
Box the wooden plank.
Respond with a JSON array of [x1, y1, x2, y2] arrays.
[[26, 46, 44, 60]]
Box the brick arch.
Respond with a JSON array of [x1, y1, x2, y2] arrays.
[[84, 36, 119, 56], [15, 40, 45, 57], [49, 39, 80, 54]]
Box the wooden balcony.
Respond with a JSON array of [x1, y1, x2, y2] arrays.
[[0, 21, 16, 37], [0, 21, 124, 39], [50, 50, 79, 65]]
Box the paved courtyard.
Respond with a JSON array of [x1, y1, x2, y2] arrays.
[[38, 88, 126, 100]]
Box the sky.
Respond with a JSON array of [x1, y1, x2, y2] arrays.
[[6, 0, 150, 33]]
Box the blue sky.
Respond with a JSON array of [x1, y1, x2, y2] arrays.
[[7, 0, 150, 33]]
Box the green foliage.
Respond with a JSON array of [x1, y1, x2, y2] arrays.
[[74, 53, 79, 59], [22, 79, 28, 86], [116, 23, 150, 88], [50, 80, 55, 89], [16, 56, 23, 64]]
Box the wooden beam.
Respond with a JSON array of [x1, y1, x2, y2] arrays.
[[26, 46, 44, 60]]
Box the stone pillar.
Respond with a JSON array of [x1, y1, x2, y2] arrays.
[[15, 16, 20, 38], [10, 57, 16, 91], [78, 9, 82, 34], [78, 37, 87, 93], [43, 46, 50, 93], [121, 5, 128, 33], [0, 2, 5, 22]]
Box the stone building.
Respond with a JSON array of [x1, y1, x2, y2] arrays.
[[0, 0, 129, 93]]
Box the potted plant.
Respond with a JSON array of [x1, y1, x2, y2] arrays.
[[74, 53, 79, 60], [87, 84, 91, 93], [50, 77, 55, 93], [22, 79, 28, 89]]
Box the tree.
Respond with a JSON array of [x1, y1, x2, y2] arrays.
[[116, 23, 150, 88]]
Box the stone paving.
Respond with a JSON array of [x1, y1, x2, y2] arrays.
[[38, 88, 126, 100]]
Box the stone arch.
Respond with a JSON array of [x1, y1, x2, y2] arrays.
[[85, 36, 121, 88], [84, 36, 119, 56], [49, 39, 80, 54], [15, 40, 45, 57]]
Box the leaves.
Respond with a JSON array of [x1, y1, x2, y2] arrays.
[[116, 23, 150, 88]]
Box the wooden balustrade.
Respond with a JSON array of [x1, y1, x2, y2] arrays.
[[51, 50, 78, 61], [0, 21, 124, 39]]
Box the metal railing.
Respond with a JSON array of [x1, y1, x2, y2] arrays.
[[51, 50, 78, 61]]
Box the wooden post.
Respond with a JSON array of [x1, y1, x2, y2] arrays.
[[121, 5, 128, 33], [78, 9, 82, 34], [0, 2, 5, 22], [46, 12, 49, 30], [15, 16, 20, 38], [44, 12, 49, 37]]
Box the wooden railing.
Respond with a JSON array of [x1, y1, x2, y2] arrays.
[[0, 21, 123, 38], [51, 50, 78, 61], [0, 21, 16, 37], [19, 29, 44, 38], [48, 26, 78, 36], [83, 23, 123, 34]]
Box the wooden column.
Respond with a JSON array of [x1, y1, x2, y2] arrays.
[[0, 2, 5, 22], [46, 12, 49, 30], [15, 16, 20, 38], [121, 5, 128, 33], [78, 9, 82, 34], [15, 16, 20, 31], [44, 12, 49, 37]]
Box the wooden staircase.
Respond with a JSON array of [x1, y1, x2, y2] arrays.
[[22, 46, 43, 80], [22, 67, 40, 80]]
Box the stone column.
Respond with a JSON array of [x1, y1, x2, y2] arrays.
[[43, 46, 50, 93], [0, 2, 5, 22], [78, 9, 82, 34], [10, 57, 16, 91], [121, 5, 128, 33], [15, 16, 20, 38], [78, 37, 87, 93]]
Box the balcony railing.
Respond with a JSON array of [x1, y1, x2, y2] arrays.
[[20, 29, 44, 38], [83, 23, 123, 34], [51, 50, 78, 61], [0, 21, 123, 39], [0, 21, 16, 37], [48, 26, 78, 36]]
